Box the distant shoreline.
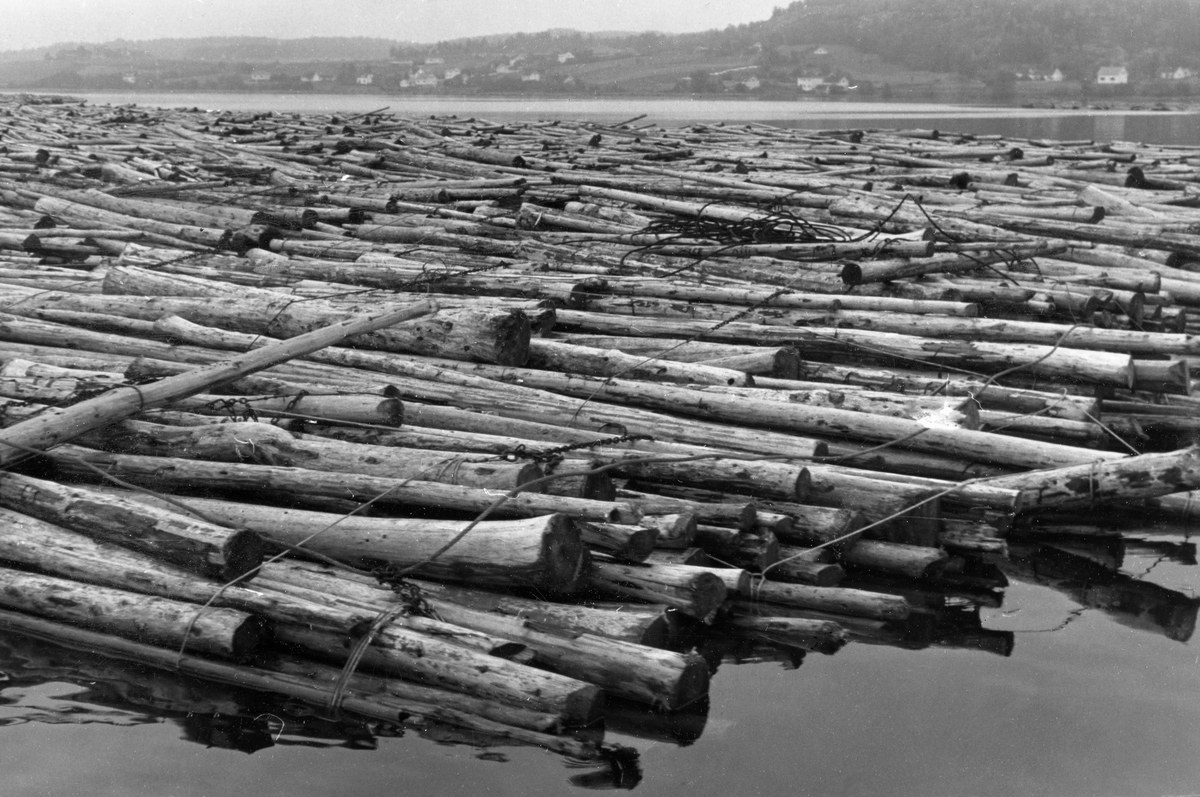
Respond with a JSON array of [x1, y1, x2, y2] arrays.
[[6, 90, 1198, 121]]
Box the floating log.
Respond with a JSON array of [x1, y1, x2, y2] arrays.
[[588, 560, 727, 623], [0, 567, 266, 660], [983, 444, 1200, 511], [0, 472, 263, 581]]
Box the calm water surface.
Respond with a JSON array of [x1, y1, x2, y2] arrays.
[[3, 94, 1200, 797]]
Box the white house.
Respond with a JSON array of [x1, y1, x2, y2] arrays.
[[494, 63, 516, 75], [121, 72, 137, 84], [444, 67, 462, 80], [424, 57, 444, 65], [411, 70, 439, 87], [796, 76, 826, 92], [740, 76, 762, 91], [249, 70, 272, 82], [1048, 68, 1064, 82], [521, 71, 542, 82], [1096, 66, 1129, 84], [356, 73, 374, 85], [557, 52, 575, 63]]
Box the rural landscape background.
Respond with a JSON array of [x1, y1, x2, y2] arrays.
[[3, 0, 1200, 105]]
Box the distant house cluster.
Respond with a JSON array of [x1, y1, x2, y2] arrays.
[[796, 74, 852, 93], [1015, 68, 1064, 82]]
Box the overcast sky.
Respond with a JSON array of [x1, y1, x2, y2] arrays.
[[0, 0, 786, 52]]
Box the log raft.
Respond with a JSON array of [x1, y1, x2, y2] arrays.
[[2, 97, 1199, 759]]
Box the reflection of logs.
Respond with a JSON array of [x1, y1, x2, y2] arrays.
[[1003, 542, 1200, 642]]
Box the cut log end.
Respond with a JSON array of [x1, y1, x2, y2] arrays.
[[229, 614, 272, 660], [216, 528, 267, 582], [540, 514, 588, 596]]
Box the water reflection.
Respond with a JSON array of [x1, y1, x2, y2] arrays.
[[1001, 541, 1200, 642], [1, 533, 1195, 791]]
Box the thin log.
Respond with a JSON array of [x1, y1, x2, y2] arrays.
[[0, 298, 435, 467]]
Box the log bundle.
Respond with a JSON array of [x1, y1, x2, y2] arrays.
[[1, 95, 1199, 766]]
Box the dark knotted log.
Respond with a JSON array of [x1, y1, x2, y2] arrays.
[[0, 472, 263, 581], [983, 444, 1200, 511], [0, 567, 266, 660]]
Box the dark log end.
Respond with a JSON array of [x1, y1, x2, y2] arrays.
[[839, 262, 864, 285], [564, 683, 605, 728], [540, 514, 587, 597], [231, 614, 271, 660], [666, 653, 711, 712], [219, 528, 267, 582]]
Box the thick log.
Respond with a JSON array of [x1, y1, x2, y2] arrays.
[[388, 600, 709, 710], [409, 578, 677, 648], [0, 611, 588, 753], [983, 445, 1200, 511], [723, 611, 849, 655], [742, 582, 910, 621], [588, 561, 727, 623], [270, 623, 598, 724], [10, 283, 528, 366], [836, 540, 950, 580], [639, 513, 698, 549], [0, 472, 263, 581], [0, 567, 265, 660], [106, 490, 585, 594], [579, 522, 657, 562], [258, 561, 705, 709]]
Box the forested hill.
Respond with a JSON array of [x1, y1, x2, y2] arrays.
[[748, 0, 1200, 79]]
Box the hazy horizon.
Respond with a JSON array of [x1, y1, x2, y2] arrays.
[[0, 0, 786, 53]]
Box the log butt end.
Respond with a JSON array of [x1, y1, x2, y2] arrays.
[[665, 653, 710, 712], [217, 528, 267, 583], [230, 614, 272, 661], [539, 514, 587, 597]]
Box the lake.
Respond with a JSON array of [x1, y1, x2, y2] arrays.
[[32, 90, 1200, 145], [3, 94, 1200, 797]]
